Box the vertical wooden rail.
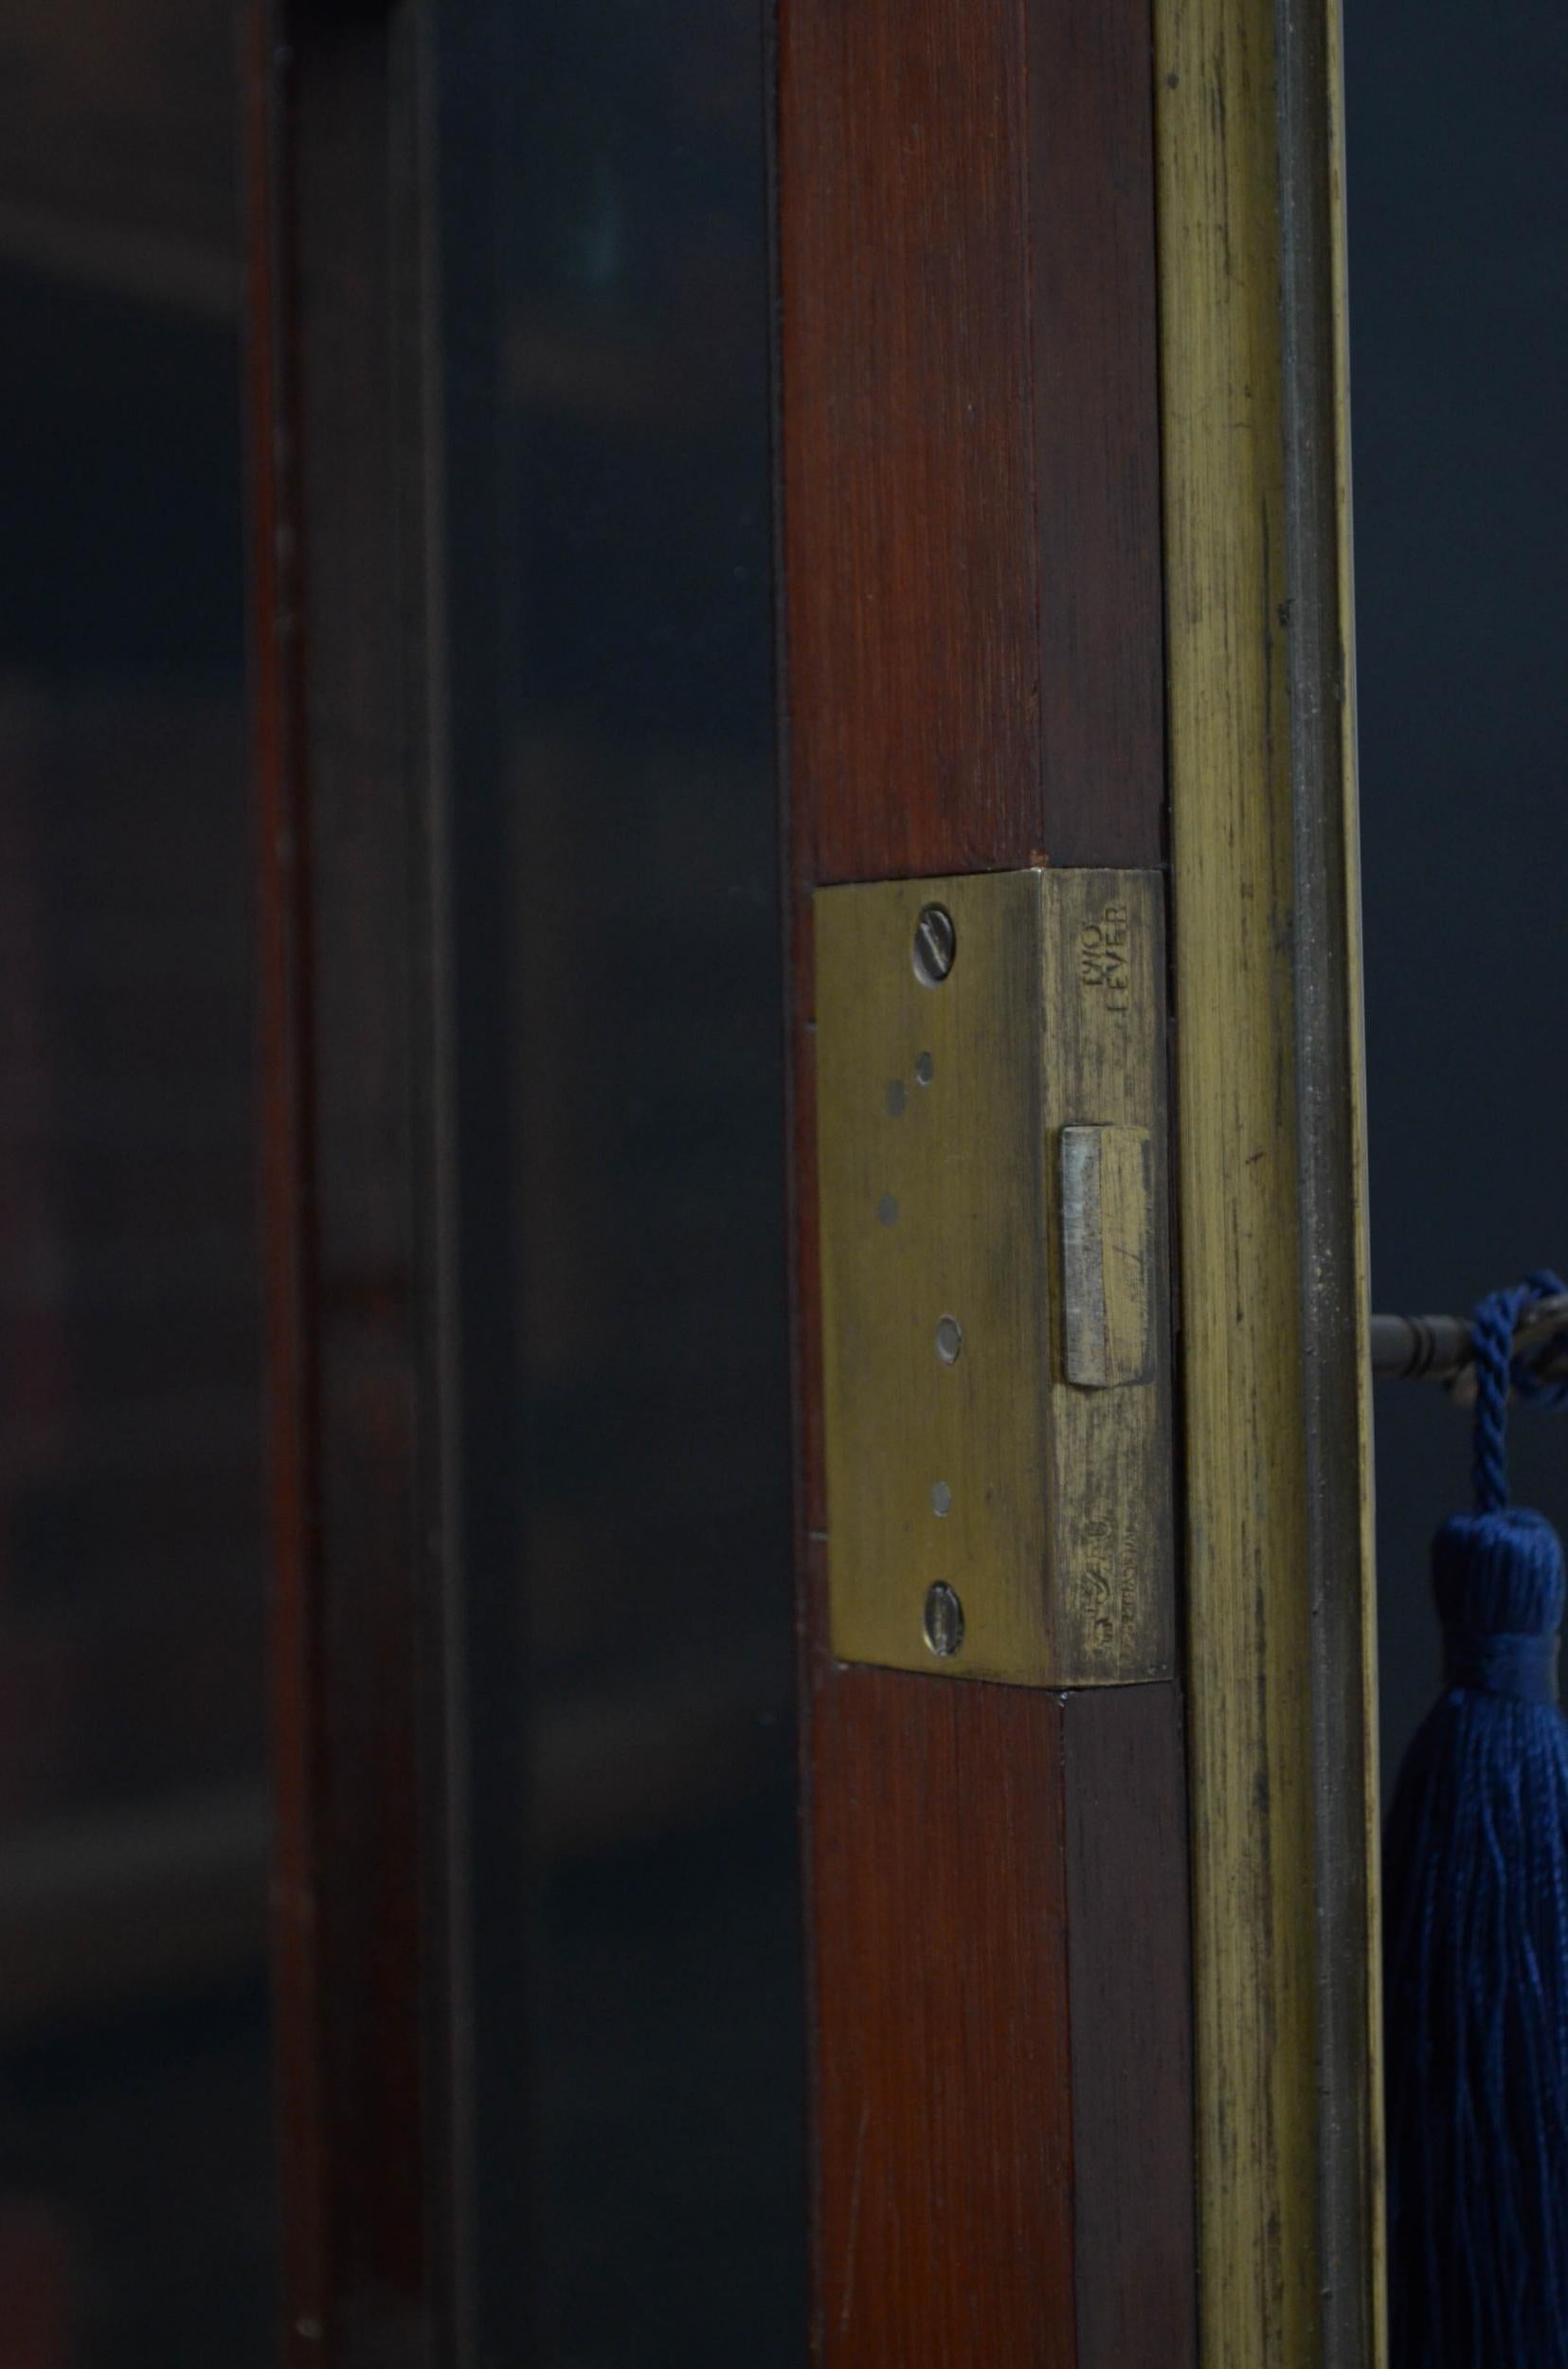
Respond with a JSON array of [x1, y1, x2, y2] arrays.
[[1153, 0, 1383, 2361], [777, 0, 1197, 2359], [246, 4, 451, 2360]]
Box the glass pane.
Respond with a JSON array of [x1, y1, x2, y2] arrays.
[[0, 9, 273, 2360], [433, 4, 806, 2360], [1347, 0, 1568, 1783]]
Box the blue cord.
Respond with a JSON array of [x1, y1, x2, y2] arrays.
[[1470, 1269, 1568, 1510], [1387, 1270, 1568, 2368]]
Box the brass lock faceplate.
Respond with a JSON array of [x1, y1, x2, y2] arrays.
[[815, 867, 1173, 1687]]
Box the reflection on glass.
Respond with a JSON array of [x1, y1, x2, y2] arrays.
[[0, 8, 273, 2360], [440, 3, 806, 2360]]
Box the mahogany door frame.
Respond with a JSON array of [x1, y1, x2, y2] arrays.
[[245, 0, 1381, 2362]]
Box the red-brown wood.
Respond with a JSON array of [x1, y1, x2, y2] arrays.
[[779, 0, 1165, 884], [1025, 0, 1167, 868], [812, 1664, 1077, 2362], [780, 0, 1040, 884], [812, 1677, 1198, 2364], [1063, 1683, 1198, 2360], [779, 0, 1194, 2359]]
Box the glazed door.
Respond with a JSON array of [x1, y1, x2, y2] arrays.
[[249, 3, 1378, 2365]]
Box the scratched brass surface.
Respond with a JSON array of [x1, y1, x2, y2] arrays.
[[1061, 1126, 1154, 1388], [814, 868, 1172, 1686]]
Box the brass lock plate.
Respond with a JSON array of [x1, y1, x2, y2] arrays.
[[814, 868, 1173, 1687]]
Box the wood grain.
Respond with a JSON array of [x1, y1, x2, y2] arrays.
[[780, 0, 1194, 2355], [812, 1665, 1077, 2365], [1063, 1684, 1198, 2363], [778, 0, 1164, 883], [1024, 0, 1167, 868], [808, 1667, 1198, 2366]]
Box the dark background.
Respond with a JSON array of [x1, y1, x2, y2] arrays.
[[0, 9, 270, 2365], [0, 0, 1559, 2359], [431, 5, 806, 2360], [1344, 0, 1568, 1789]]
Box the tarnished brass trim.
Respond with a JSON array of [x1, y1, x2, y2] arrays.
[[1154, 0, 1383, 2359], [814, 867, 1173, 1690]]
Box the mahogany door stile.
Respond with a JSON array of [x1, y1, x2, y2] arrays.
[[778, 0, 1197, 2360], [780, 0, 1165, 886]]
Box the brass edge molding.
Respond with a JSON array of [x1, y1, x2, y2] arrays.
[[1328, 24, 1385, 2295], [1279, 0, 1387, 2355], [1153, 0, 1381, 2362], [1327, 62, 1386, 2300]]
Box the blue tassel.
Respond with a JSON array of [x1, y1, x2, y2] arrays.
[[1385, 1272, 1568, 2368]]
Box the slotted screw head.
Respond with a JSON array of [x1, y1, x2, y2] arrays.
[[912, 904, 956, 986], [923, 1582, 964, 1658]]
